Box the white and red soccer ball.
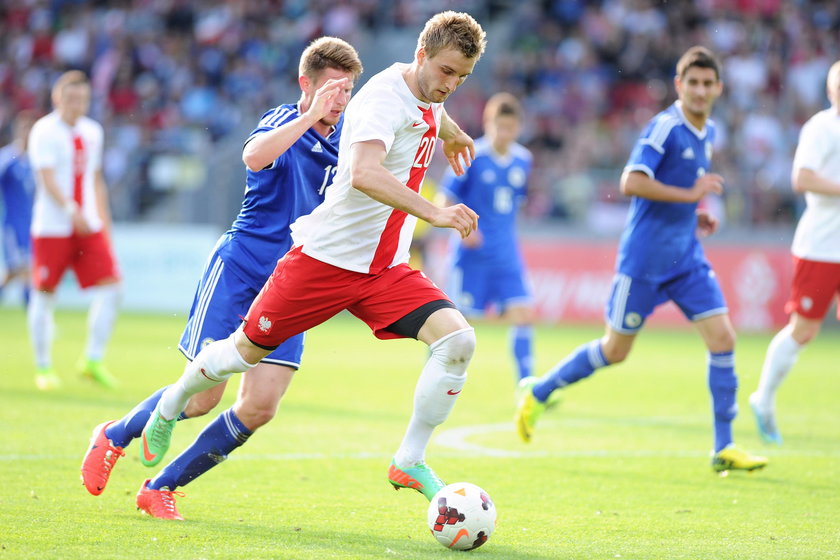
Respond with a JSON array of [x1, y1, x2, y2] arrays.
[[427, 482, 496, 550]]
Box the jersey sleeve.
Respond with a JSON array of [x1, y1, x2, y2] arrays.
[[27, 120, 58, 170], [244, 106, 299, 170], [623, 115, 677, 179], [792, 115, 829, 172], [344, 89, 399, 152]]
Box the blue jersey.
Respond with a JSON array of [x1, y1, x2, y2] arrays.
[[441, 136, 531, 267], [0, 144, 35, 229], [616, 102, 715, 282], [0, 143, 35, 267], [220, 104, 341, 285]]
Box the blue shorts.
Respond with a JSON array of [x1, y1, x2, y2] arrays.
[[179, 251, 304, 368], [3, 221, 31, 270], [605, 262, 727, 334], [447, 259, 531, 316]]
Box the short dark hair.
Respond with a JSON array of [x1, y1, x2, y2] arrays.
[[676, 46, 722, 81], [483, 92, 521, 122]]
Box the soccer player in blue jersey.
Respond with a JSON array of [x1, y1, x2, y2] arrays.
[[80, 37, 363, 518], [0, 111, 37, 306], [439, 92, 534, 382], [515, 46, 768, 473]]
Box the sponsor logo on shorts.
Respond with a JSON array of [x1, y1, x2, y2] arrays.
[[201, 337, 215, 349], [258, 316, 272, 333]]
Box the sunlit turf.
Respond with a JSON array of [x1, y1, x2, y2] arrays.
[[1, 307, 837, 559]]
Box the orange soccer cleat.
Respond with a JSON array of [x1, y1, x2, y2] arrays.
[[80, 421, 125, 496]]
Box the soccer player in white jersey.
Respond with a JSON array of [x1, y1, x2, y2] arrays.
[[439, 92, 535, 384], [79, 37, 362, 519], [27, 71, 121, 391], [749, 60, 840, 445], [138, 11, 487, 515], [515, 46, 768, 473]]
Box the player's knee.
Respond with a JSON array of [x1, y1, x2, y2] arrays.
[[707, 329, 736, 354], [235, 403, 276, 430], [198, 333, 256, 383], [432, 327, 476, 369], [601, 343, 629, 365]]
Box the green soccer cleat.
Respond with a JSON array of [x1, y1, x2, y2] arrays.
[[140, 406, 177, 467], [79, 358, 119, 389], [748, 393, 783, 445], [387, 459, 446, 501], [35, 368, 61, 391], [711, 444, 768, 473], [514, 376, 547, 443]]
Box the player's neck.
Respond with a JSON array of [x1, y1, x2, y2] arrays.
[[678, 104, 708, 132], [58, 111, 81, 127], [402, 65, 430, 104], [491, 139, 511, 156]]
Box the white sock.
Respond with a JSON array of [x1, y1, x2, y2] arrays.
[[85, 284, 121, 361], [28, 290, 55, 369], [394, 327, 475, 468], [158, 333, 257, 419], [754, 324, 802, 410]]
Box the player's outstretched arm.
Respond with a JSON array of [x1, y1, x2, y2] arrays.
[[349, 140, 478, 238], [242, 78, 350, 172]]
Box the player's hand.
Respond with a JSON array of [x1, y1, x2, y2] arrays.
[[71, 208, 93, 235], [690, 173, 724, 202], [696, 209, 719, 237], [430, 203, 479, 239], [306, 78, 350, 122], [461, 228, 483, 248], [442, 129, 475, 176]]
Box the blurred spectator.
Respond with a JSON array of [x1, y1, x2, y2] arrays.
[[1, 0, 838, 230]]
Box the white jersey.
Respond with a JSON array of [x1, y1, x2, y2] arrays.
[[291, 63, 443, 274], [28, 112, 104, 237], [790, 108, 840, 262]]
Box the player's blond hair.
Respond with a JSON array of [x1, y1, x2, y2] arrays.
[[483, 92, 522, 123], [676, 46, 722, 81], [51, 70, 89, 102], [417, 11, 487, 60], [299, 37, 363, 81]]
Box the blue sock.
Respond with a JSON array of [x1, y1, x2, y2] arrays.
[[708, 351, 737, 452], [150, 408, 252, 491], [533, 340, 609, 402], [105, 386, 168, 448], [511, 325, 534, 380]]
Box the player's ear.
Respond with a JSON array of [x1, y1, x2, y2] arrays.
[[416, 47, 427, 65], [298, 74, 311, 92]]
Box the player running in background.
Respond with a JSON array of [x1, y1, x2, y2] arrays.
[[135, 11, 486, 520], [515, 46, 768, 474], [27, 71, 121, 391], [439, 92, 535, 384], [0, 110, 38, 306], [80, 38, 363, 516], [749, 60, 840, 445]]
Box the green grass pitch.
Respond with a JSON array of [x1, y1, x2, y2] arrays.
[[0, 307, 838, 559]]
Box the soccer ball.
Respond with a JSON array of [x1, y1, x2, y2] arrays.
[[427, 482, 496, 550]]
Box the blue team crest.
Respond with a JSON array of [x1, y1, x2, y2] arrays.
[[481, 169, 496, 183], [508, 167, 526, 187]]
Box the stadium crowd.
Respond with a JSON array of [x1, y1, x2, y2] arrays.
[[1, 0, 838, 230]]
